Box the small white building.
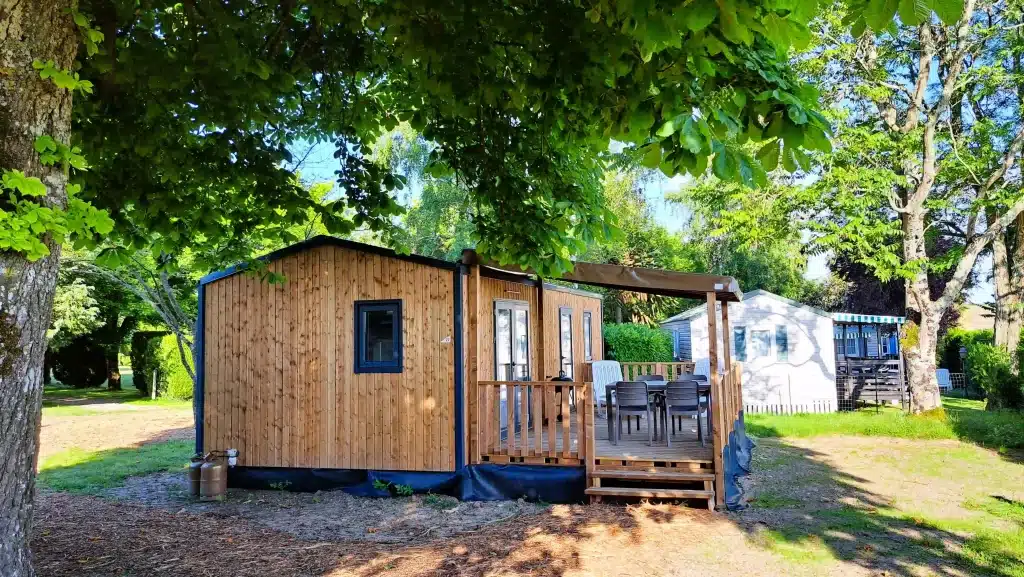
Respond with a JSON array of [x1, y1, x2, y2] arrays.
[[661, 290, 838, 413]]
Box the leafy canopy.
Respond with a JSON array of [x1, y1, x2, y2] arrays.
[[7, 0, 963, 276]]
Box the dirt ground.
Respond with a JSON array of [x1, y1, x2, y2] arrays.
[[33, 403, 1024, 577], [107, 472, 547, 544], [39, 407, 193, 460]]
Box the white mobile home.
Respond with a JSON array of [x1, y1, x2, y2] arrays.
[[661, 290, 839, 413]]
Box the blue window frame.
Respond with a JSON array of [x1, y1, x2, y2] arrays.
[[354, 299, 403, 373]]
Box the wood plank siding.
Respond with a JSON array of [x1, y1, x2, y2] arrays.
[[203, 245, 456, 471], [542, 286, 603, 381], [475, 278, 603, 382]]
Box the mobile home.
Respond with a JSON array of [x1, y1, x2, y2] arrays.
[[197, 236, 749, 509]]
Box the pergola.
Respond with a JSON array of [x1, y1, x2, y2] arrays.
[[461, 250, 746, 508]]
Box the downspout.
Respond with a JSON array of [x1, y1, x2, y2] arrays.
[[194, 281, 206, 455], [453, 265, 465, 470]]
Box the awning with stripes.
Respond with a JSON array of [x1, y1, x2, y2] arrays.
[[831, 312, 906, 324]]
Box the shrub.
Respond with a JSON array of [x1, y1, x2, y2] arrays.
[[51, 335, 106, 388], [129, 330, 168, 394], [603, 323, 673, 362], [156, 335, 194, 400], [965, 343, 1024, 410], [939, 328, 993, 371]]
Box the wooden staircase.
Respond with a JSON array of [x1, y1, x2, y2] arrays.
[[585, 466, 716, 510]]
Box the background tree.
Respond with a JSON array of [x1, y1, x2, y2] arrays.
[[44, 276, 103, 385], [794, 1, 1024, 412], [584, 169, 691, 324], [670, 176, 834, 305]]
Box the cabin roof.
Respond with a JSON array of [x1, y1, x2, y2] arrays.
[[199, 235, 458, 285], [201, 238, 738, 305], [660, 289, 828, 324], [461, 250, 742, 302]]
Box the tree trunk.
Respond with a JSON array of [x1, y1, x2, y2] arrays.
[[1006, 217, 1024, 370], [106, 353, 121, 390], [991, 214, 1023, 372], [903, 308, 943, 413], [992, 229, 1014, 346], [0, 1, 77, 575], [902, 202, 942, 413]]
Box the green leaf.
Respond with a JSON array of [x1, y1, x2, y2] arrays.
[[34, 135, 57, 153], [680, 116, 705, 154], [656, 117, 677, 138], [756, 140, 780, 171], [866, 0, 899, 31], [928, 0, 963, 23], [782, 145, 797, 172], [2, 170, 47, 197], [95, 247, 122, 268], [642, 144, 662, 169], [679, 1, 718, 32], [717, 0, 752, 45], [712, 142, 738, 180], [897, 0, 929, 23], [851, 17, 867, 38], [804, 126, 832, 152]]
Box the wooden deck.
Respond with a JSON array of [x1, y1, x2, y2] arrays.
[[479, 410, 713, 468]]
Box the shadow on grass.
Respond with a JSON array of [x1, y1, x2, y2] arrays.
[[943, 398, 1024, 465], [739, 426, 1024, 577], [42, 379, 145, 407]]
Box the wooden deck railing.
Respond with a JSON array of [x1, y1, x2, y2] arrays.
[[475, 381, 589, 465], [582, 361, 697, 381]]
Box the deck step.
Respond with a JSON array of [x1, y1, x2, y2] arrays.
[[585, 486, 715, 500], [589, 469, 714, 482]]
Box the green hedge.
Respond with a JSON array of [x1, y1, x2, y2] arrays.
[[939, 328, 993, 371], [156, 335, 194, 400], [965, 342, 1024, 410], [603, 323, 673, 362], [129, 330, 168, 394]]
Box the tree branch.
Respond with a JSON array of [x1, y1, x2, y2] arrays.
[[937, 194, 1024, 315]]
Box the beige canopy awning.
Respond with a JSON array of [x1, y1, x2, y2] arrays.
[[460, 249, 742, 302]]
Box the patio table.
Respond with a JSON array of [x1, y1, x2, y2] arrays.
[[605, 380, 711, 444]]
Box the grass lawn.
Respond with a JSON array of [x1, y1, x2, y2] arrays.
[[43, 368, 191, 416], [746, 436, 1024, 576], [744, 398, 1024, 576], [746, 394, 1024, 451], [37, 440, 193, 495]]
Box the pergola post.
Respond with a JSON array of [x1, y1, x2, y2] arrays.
[[706, 291, 725, 508], [467, 263, 480, 464], [722, 300, 733, 424]]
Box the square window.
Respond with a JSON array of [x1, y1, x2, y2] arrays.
[[354, 300, 402, 373]]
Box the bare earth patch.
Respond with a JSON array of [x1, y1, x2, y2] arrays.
[[40, 404, 194, 460], [106, 472, 547, 544]]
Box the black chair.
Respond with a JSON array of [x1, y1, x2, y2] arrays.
[[612, 381, 654, 446], [662, 379, 707, 447]]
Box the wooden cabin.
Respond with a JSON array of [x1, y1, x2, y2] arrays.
[[197, 236, 748, 509]]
